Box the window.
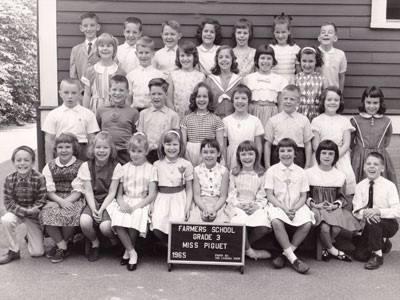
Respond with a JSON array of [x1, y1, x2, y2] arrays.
[[371, 0, 400, 28]]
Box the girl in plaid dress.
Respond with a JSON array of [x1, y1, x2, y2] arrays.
[[107, 133, 157, 271], [40, 133, 84, 263]]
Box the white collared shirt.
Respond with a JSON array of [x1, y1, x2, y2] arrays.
[[153, 45, 178, 74], [117, 42, 139, 73]]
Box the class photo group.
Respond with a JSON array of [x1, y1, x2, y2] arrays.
[[1, 10, 399, 275]]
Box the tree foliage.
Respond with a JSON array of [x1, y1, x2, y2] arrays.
[[0, 0, 37, 125]]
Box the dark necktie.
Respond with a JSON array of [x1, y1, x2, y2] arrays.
[[368, 180, 374, 208], [87, 42, 92, 55]]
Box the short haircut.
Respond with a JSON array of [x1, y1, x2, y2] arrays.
[[196, 18, 222, 45], [315, 139, 339, 166], [87, 131, 117, 161], [188, 82, 215, 113], [232, 18, 253, 45], [80, 12, 99, 23], [231, 84, 252, 103], [175, 40, 199, 68], [136, 36, 155, 51], [232, 140, 265, 177], [319, 86, 344, 114], [277, 138, 297, 152], [366, 151, 385, 165], [359, 86, 386, 114], [296, 46, 324, 68], [162, 20, 181, 33], [11, 145, 35, 163], [60, 78, 82, 91], [211, 45, 239, 75], [127, 132, 149, 152], [157, 129, 185, 159], [282, 84, 301, 95], [320, 22, 338, 33], [200, 138, 221, 153], [124, 16, 142, 31], [272, 13, 295, 46], [95, 33, 119, 59], [254, 44, 278, 69], [148, 78, 169, 93], [110, 74, 129, 90], [55, 133, 80, 157]]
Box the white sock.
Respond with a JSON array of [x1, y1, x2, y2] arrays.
[[374, 250, 383, 257], [327, 247, 339, 256], [91, 238, 100, 248], [128, 249, 138, 264], [57, 240, 67, 250], [122, 250, 129, 259], [283, 247, 297, 264], [291, 245, 297, 252]]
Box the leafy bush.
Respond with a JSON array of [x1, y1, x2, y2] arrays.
[[0, 0, 37, 125]]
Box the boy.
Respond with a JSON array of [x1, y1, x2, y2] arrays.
[[264, 85, 313, 169], [42, 78, 99, 162], [318, 22, 347, 92], [116, 17, 142, 74], [96, 74, 139, 164], [126, 36, 166, 111], [0, 146, 46, 264], [137, 78, 179, 163], [70, 12, 101, 80], [353, 152, 400, 270], [264, 138, 314, 274], [153, 20, 182, 75]]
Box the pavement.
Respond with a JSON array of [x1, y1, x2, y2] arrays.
[[1, 124, 400, 299]]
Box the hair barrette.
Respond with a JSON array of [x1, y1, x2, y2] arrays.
[[133, 131, 146, 137]]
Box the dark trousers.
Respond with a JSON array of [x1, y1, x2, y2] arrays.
[[359, 219, 398, 251], [77, 143, 88, 161], [146, 149, 159, 164], [117, 149, 130, 165], [271, 145, 305, 168]]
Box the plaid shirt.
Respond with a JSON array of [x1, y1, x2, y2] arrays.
[[3, 170, 47, 218]]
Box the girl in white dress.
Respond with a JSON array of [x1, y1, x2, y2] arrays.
[[311, 86, 357, 194], [226, 141, 271, 260], [190, 139, 229, 223], [151, 129, 193, 243], [167, 40, 205, 118], [107, 133, 157, 271], [232, 18, 256, 77], [223, 84, 264, 170]]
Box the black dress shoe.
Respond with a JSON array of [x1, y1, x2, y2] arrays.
[[364, 253, 383, 270], [127, 263, 137, 271], [120, 258, 129, 266], [272, 254, 286, 269], [382, 239, 392, 254]]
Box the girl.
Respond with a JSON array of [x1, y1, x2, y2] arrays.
[[223, 84, 264, 170], [40, 133, 84, 263], [204, 45, 242, 119], [227, 141, 272, 260], [0, 146, 46, 265], [82, 33, 125, 113], [107, 133, 157, 271], [190, 139, 229, 223], [181, 82, 225, 166], [196, 18, 222, 75], [270, 13, 300, 84], [167, 40, 205, 118], [78, 131, 122, 262], [243, 44, 288, 128], [306, 140, 360, 262], [265, 138, 315, 274], [350, 86, 398, 185], [295, 46, 325, 121], [151, 129, 193, 243], [232, 18, 256, 77], [311, 86, 357, 195]]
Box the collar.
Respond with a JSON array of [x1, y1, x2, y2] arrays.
[[318, 45, 334, 54], [165, 157, 179, 164], [61, 104, 81, 112], [164, 45, 178, 52], [94, 63, 118, 74], [123, 42, 136, 49], [196, 111, 210, 116], [278, 161, 295, 171], [359, 112, 383, 119], [55, 156, 76, 167], [150, 105, 168, 113], [85, 38, 97, 47], [201, 162, 219, 172], [282, 110, 296, 118], [16, 169, 34, 181], [198, 44, 218, 53]]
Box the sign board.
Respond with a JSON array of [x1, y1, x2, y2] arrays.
[[168, 222, 245, 272]]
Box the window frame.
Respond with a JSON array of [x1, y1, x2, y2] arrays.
[[371, 0, 400, 29]]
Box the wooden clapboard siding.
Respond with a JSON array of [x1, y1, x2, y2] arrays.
[[56, 0, 400, 113]]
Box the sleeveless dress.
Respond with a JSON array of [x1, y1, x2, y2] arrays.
[[233, 47, 256, 77], [350, 113, 397, 185], [40, 158, 84, 226], [306, 165, 360, 231]]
